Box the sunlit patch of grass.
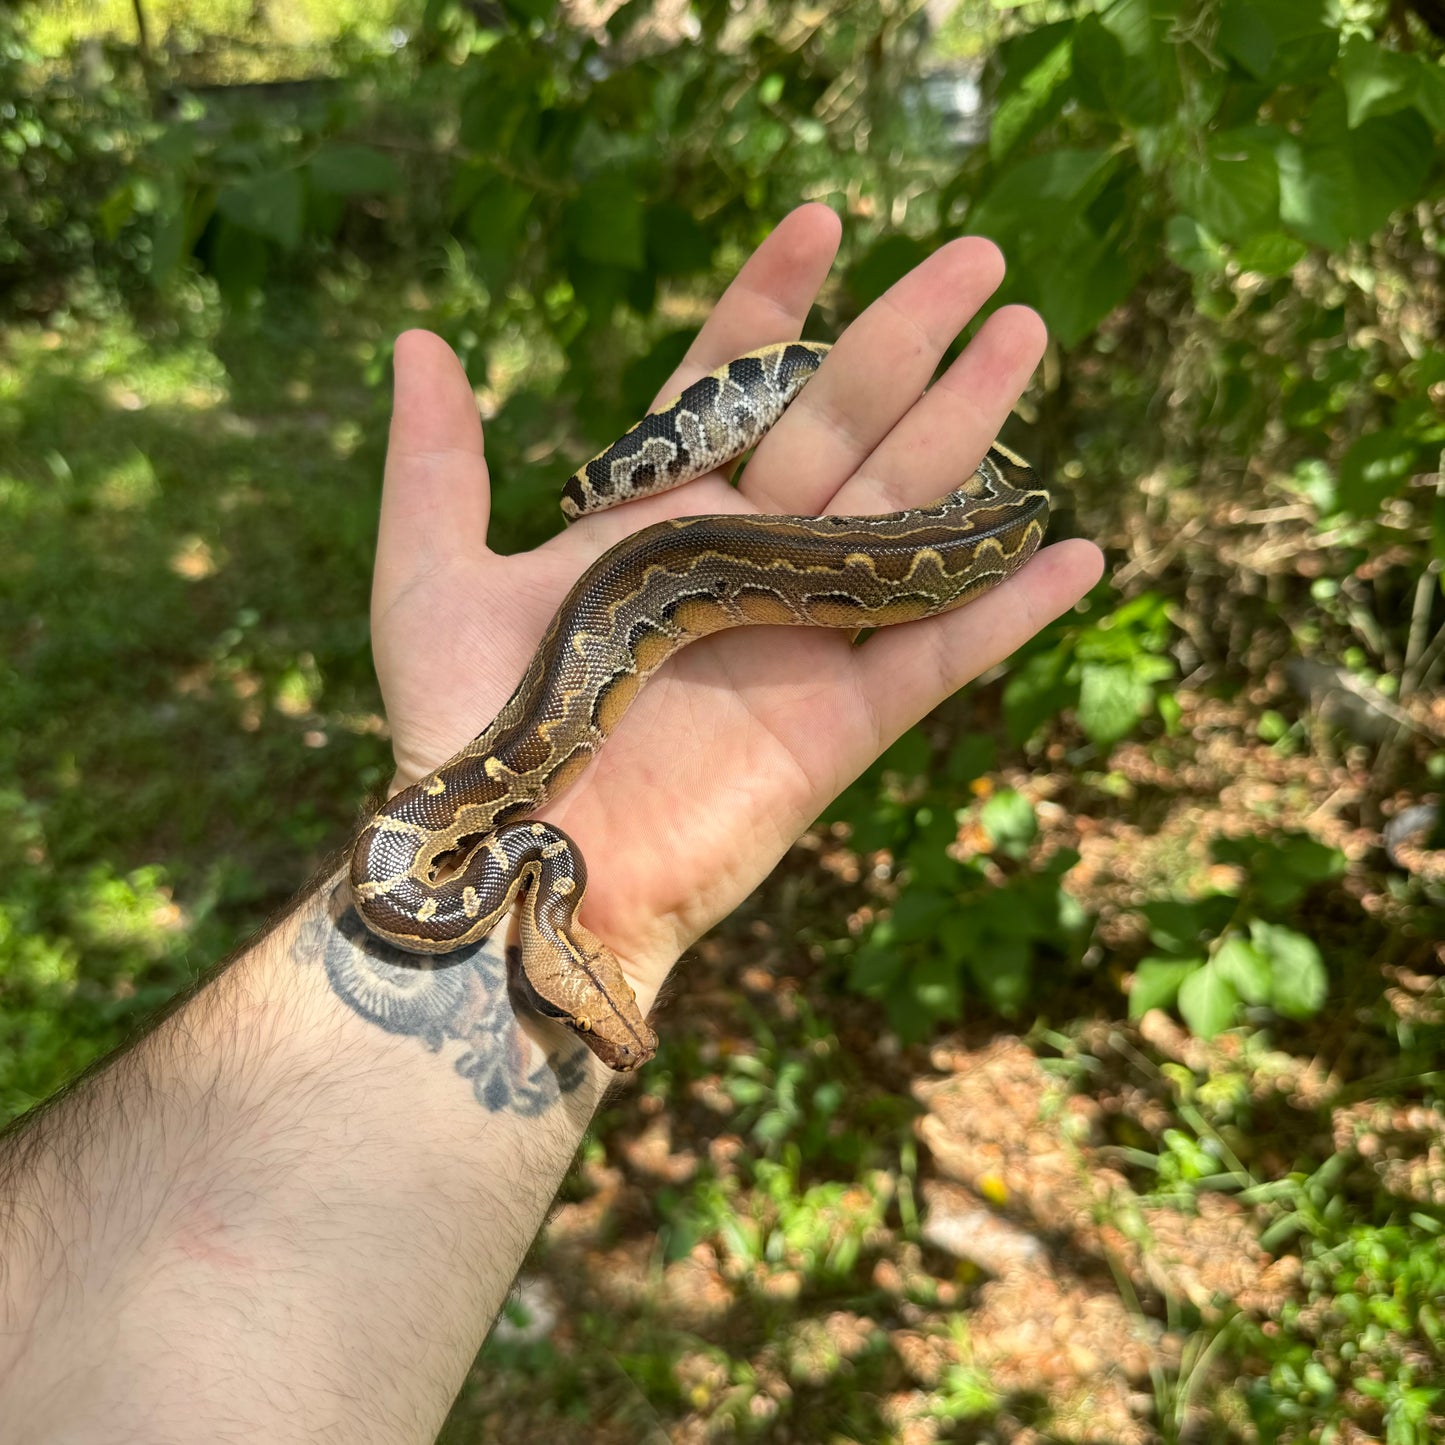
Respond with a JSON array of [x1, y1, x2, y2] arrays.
[[0, 278, 435, 1118], [95, 446, 161, 509], [29, 0, 420, 61], [68, 864, 183, 956]]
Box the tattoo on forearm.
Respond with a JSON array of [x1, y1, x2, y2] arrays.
[[295, 884, 589, 1115]]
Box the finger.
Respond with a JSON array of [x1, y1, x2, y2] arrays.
[[653, 203, 841, 405], [852, 540, 1105, 752], [826, 305, 1047, 517], [374, 330, 491, 615], [741, 235, 1006, 516]]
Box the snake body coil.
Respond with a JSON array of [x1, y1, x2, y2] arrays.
[[350, 341, 1049, 1071]]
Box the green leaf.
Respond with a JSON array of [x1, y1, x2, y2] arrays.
[[1233, 231, 1308, 277], [1030, 217, 1137, 348], [1219, 0, 1334, 83], [1214, 935, 1272, 1005], [879, 727, 933, 779], [208, 216, 269, 301], [98, 181, 136, 241], [501, 0, 555, 21], [913, 950, 965, 1022], [1274, 834, 1346, 883], [467, 178, 533, 283], [964, 937, 1031, 1015], [1348, 109, 1436, 240], [1278, 93, 1435, 250], [148, 193, 190, 283], [1172, 127, 1280, 244], [215, 171, 305, 250], [622, 330, 693, 418], [1078, 661, 1149, 748], [1003, 643, 1076, 744], [980, 790, 1037, 857], [567, 174, 645, 270], [848, 942, 902, 995], [966, 147, 1138, 343], [1338, 429, 1421, 515], [1073, 0, 1179, 125], [308, 144, 403, 195], [1130, 957, 1202, 1018], [890, 888, 953, 941], [1178, 964, 1239, 1039], [1251, 921, 1328, 1019], [990, 23, 1073, 161], [967, 148, 1119, 254], [947, 734, 996, 786], [644, 203, 713, 277], [1217, 0, 1276, 79], [458, 45, 546, 155], [1165, 214, 1226, 275], [1339, 35, 1418, 127], [1415, 63, 1445, 131], [1142, 896, 1237, 953]]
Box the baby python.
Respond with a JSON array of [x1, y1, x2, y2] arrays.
[[350, 340, 1049, 1072]]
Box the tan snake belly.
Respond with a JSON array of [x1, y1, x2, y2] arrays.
[[349, 341, 1049, 1071]]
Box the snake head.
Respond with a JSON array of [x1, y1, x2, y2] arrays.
[[576, 1016, 659, 1073], [507, 931, 659, 1074]]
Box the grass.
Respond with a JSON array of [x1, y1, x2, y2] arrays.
[[0, 272, 396, 1112], [28, 0, 421, 60]]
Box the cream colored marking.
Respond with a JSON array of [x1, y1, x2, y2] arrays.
[[462, 886, 481, 918], [541, 837, 568, 859], [672, 409, 714, 470], [416, 898, 438, 922], [552, 876, 576, 896], [425, 777, 446, 796], [608, 434, 679, 493], [530, 822, 546, 836], [374, 814, 429, 837]]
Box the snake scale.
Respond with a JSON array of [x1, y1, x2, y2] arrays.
[[350, 340, 1049, 1072]]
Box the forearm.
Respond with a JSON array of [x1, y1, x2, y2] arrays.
[[0, 872, 625, 1444]]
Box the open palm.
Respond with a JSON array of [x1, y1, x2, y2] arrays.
[[370, 205, 1103, 999]]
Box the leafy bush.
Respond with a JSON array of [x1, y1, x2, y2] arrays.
[[0, 13, 153, 312], [1243, 1208, 1445, 1443], [1129, 832, 1342, 1036]]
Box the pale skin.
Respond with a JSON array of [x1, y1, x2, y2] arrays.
[[0, 206, 1102, 1442]]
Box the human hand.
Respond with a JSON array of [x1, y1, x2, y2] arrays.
[[370, 205, 1103, 1000]]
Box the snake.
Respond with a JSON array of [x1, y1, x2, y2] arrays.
[[349, 340, 1049, 1073]]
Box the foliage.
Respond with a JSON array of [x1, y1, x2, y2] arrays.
[[1004, 587, 1179, 747], [955, 0, 1444, 345], [826, 728, 1091, 1039], [1241, 1195, 1445, 1443], [0, 10, 153, 311], [5, 2, 1445, 1438], [1129, 831, 1342, 1037]]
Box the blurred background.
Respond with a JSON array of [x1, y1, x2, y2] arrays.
[[2, 0, 1444, 1438]]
